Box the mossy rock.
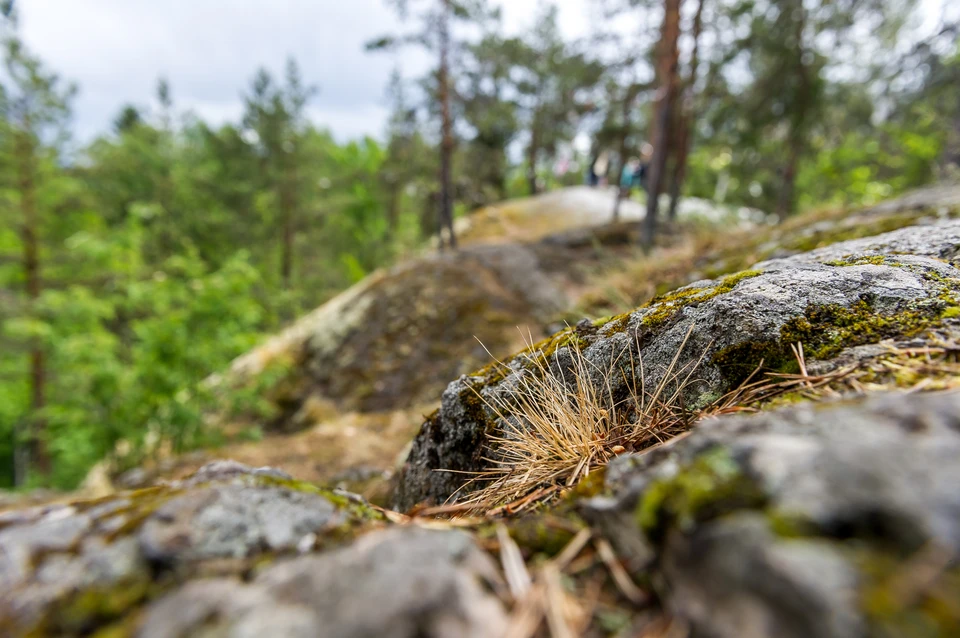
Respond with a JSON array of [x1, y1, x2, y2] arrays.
[[0, 462, 385, 637], [397, 224, 960, 509], [584, 391, 960, 638]]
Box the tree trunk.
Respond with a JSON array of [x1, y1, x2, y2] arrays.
[[776, 135, 802, 221], [438, 0, 457, 250], [642, 0, 683, 249], [775, 1, 809, 221], [15, 126, 48, 484], [279, 169, 295, 288], [667, 0, 705, 222], [386, 182, 401, 237]]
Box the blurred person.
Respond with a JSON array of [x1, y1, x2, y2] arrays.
[[593, 151, 610, 187], [634, 143, 654, 192]]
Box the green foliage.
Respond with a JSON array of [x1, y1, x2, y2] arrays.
[[1, 220, 267, 488]]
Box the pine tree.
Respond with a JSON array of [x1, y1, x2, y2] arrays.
[[367, 0, 497, 250], [0, 0, 75, 482]]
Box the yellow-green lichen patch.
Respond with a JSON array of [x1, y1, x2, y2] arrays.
[[825, 255, 897, 267], [634, 448, 766, 541], [640, 270, 764, 330], [35, 575, 155, 638], [254, 474, 386, 527], [713, 285, 959, 390]]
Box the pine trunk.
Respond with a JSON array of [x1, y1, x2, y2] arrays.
[[387, 183, 401, 237], [776, 2, 809, 221], [279, 170, 296, 288], [642, 0, 683, 249], [438, 0, 457, 250], [527, 110, 540, 196], [776, 135, 802, 221], [667, 0, 705, 222]]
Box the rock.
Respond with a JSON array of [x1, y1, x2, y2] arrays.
[[396, 245, 960, 509], [756, 218, 960, 269], [582, 391, 960, 638], [138, 483, 342, 565], [855, 183, 960, 218], [223, 244, 566, 423], [179, 458, 293, 485], [137, 527, 507, 638], [0, 462, 382, 636]]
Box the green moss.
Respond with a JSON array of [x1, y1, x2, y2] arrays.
[[253, 474, 385, 526], [514, 327, 588, 372], [506, 515, 584, 558], [716, 269, 764, 292], [713, 292, 956, 389], [641, 270, 764, 330], [39, 576, 153, 637], [942, 307, 960, 319], [765, 510, 819, 538], [634, 448, 766, 541], [594, 311, 634, 335], [570, 466, 609, 499], [825, 255, 892, 267]]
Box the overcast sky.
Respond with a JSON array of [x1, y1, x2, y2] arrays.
[[16, 0, 952, 144], [17, 0, 595, 142]]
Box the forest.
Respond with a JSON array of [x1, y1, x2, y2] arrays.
[[0, 0, 957, 489]]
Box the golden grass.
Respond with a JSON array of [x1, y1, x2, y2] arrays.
[[454, 331, 860, 514]]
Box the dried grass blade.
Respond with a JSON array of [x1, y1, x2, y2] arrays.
[[596, 538, 648, 606], [498, 524, 533, 599]]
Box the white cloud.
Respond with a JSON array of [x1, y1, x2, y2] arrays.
[[15, 0, 589, 142], [16, 0, 944, 143]]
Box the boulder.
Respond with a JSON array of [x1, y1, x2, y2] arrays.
[[756, 218, 960, 269], [138, 527, 507, 638], [0, 462, 384, 636], [396, 245, 960, 509], [584, 391, 960, 638], [220, 244, 566, 425]]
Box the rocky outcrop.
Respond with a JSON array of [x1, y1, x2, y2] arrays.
[[0, 462, 388, 636], [756, 218, 960, 269], [223, 245, 565, 421], [139, 527, 506, 638], [5, 188, 960, 637], [584, 391, 960, 638], [397, 244, 960, 509]]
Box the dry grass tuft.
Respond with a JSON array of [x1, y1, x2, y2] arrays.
[[456, 331, 855, 514]]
